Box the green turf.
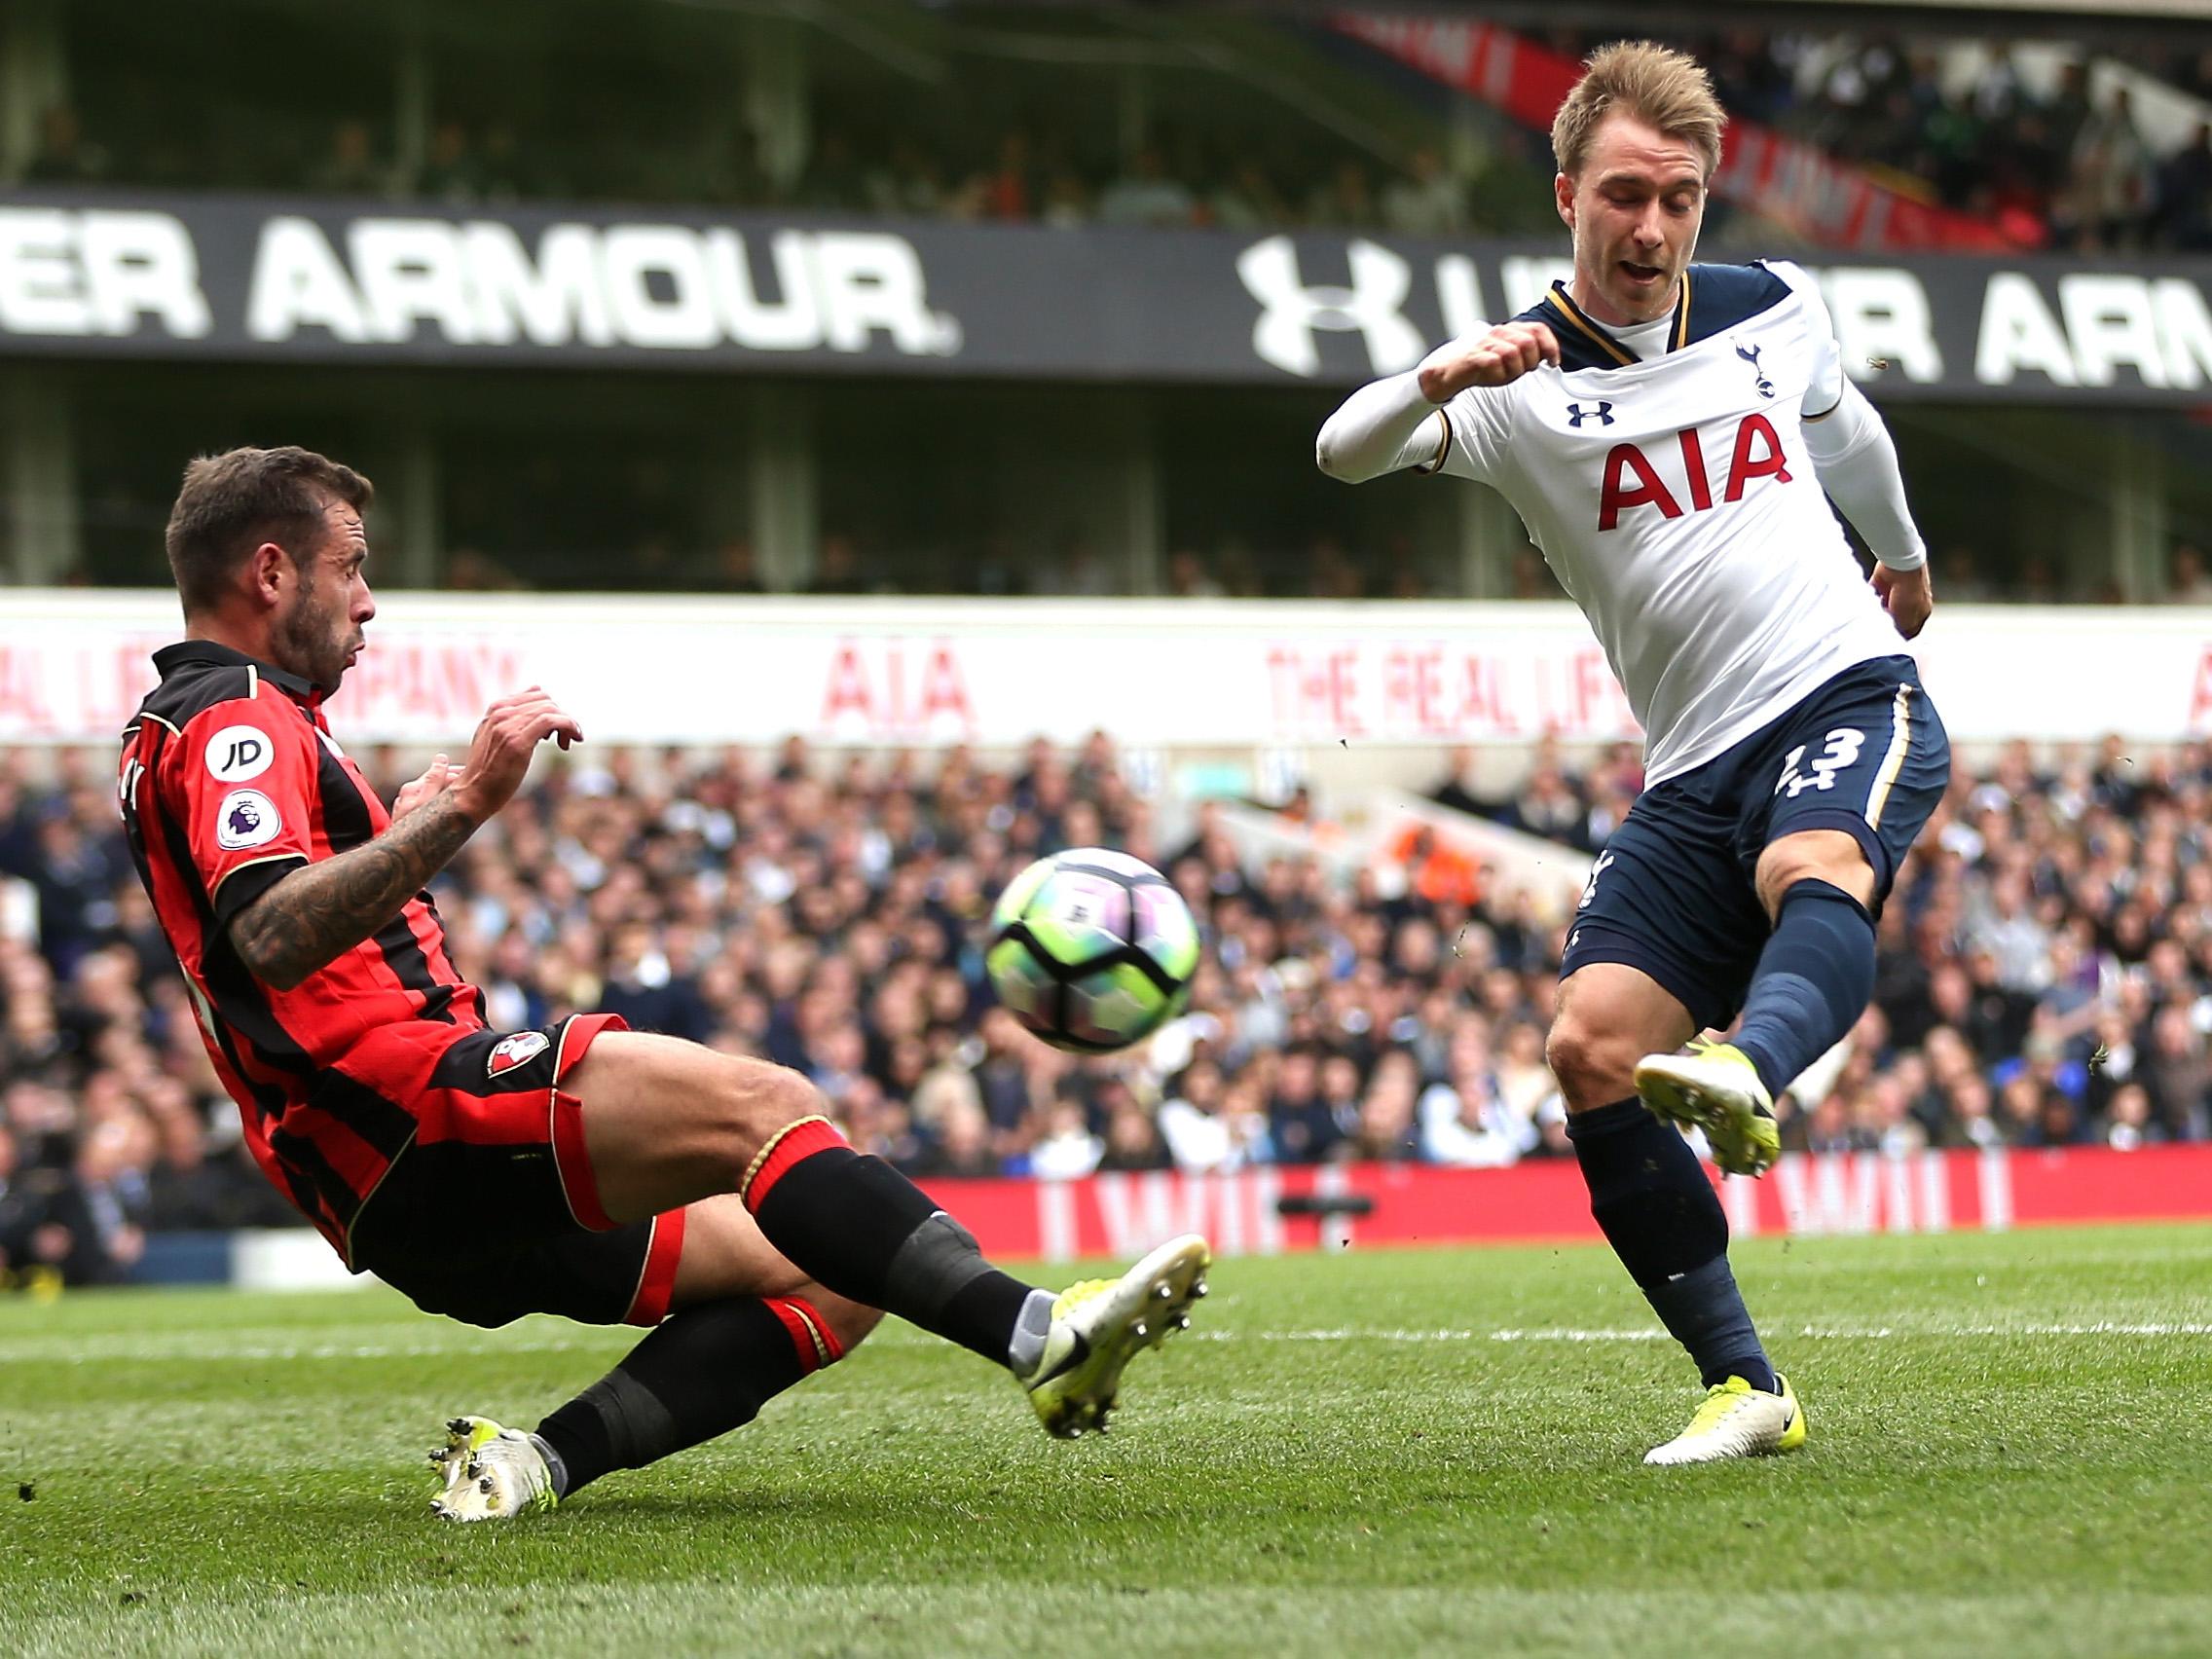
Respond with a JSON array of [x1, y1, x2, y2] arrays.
[[5, 1224, 2210, 1658]]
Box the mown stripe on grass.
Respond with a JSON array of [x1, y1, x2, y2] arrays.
[[7, 1317, 2209, 1367]]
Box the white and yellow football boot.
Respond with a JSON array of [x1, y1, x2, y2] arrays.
[[1634, 1042, 1782, 1177], [1643, 1374, 1807, 1466], [1022, 1234, 1211, 1439], [427, 1416, 558, 1522]]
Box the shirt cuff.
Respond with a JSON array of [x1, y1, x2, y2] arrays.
[[211, 854, 309, 928]]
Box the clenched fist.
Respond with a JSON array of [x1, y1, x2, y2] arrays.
[[1417, 320, 1563, 403]]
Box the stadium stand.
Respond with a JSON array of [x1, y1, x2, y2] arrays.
[[15, 16, 2209, 252], [3, 728, 2205, 1287]]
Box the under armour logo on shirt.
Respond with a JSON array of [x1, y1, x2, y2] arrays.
[[1235, 236, 1425, 378], [1566, 401, 1615, 427]]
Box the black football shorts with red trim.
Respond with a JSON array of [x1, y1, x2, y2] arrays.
[[344, 1013, 687, 1330]]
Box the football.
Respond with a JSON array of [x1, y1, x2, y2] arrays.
[[985, 848, 1200, 1051]]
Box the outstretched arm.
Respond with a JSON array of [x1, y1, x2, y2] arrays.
[[228, 687, 581, 990], [1803, 380, 1933, 638], [1317, 321, 1558, 483], [1316, 371, 1448, 483]]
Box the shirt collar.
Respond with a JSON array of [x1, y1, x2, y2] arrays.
[[1544, 273, 1693, 366], [152, 640, 323, 706]]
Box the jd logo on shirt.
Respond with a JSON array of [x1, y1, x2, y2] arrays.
[[205, 725, 275, 783]]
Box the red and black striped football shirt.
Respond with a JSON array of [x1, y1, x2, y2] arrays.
[[118, 641, 483, 1256]]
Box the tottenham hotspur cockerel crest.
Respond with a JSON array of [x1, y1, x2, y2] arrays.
[[1736, 341, 1775, 398]]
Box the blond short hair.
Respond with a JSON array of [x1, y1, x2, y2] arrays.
[[1551, 41, 1725, 180]]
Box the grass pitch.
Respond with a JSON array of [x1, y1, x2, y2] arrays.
[[4, 1224, 2210, 1658]]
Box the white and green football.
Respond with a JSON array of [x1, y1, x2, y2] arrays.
[[986, 848, 1200, 1052]]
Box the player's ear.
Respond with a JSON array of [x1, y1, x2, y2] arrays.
[[1553, 172, 1575, 231], [246, 540, 290, 607]]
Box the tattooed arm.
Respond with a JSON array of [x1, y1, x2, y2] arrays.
[[228, 793, 480, 990], [227, 686, 583, 992]]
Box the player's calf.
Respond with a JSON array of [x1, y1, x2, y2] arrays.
[[528, 1290, 855, 1503], [1730, 872, 1878, 1109]]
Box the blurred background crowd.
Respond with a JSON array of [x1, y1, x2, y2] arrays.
[[5, 727, 2208, 1287], [14, 21, 2212, 253]]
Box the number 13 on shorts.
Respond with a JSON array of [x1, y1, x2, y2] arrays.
[[1774, 728, 1865, 799]]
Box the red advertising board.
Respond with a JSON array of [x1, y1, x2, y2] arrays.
[[920, 1146, 2212, 1263]]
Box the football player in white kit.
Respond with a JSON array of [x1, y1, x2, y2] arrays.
[[1317, 42, 1946, 1464]]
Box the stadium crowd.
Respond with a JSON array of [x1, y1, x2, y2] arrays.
[[3, 726, 2209, 1288], [18, 25, 2212, 250]]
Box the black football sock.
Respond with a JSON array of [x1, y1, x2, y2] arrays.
[[1733, 878, 1877, 1098], [742, 1117, 1039, 1368], [1568, 1098, 1777, 1392], [535, 1294, 840, 1498]]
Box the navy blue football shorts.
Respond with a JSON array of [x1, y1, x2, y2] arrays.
[[1560, 653, 1949, 1033]]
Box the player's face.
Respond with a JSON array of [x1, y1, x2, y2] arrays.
[[274, 501, 376, 691], [1555, 113, 1707, 326]]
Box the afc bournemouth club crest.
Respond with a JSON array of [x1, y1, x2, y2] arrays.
[[487, 1031, 551, 1078]]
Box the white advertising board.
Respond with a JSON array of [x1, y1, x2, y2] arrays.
[[0, 592, 2206, 749]]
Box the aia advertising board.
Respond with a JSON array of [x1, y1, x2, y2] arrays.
[[7, 592, 2212, 749]]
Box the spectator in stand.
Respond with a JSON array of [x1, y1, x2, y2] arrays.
[[1499, 756, 1587, 846], [21, 106, 107, 185], [804, 534, 868, 595], [2167, 543, 2212, 604], [2155, 123, 2212, 249], [1418, 1023, 1523, 1166], [1304, 159, 1378, 229], [1390, 826, 1483, 910], [2061, 84, 2157, 249], [799, 132, 868, 212], [866, 137, 945, 218], [599, 918, 713, 1044], [418, 120, 489, 204], [1428, 748, 1489, 819], [1381, 147, 1468, 236], [310, 119, 391, 198], [1208, 161, 1293, 231], [2141, 1005, 2210, 1142], [1096, 1085, 1174, 1172], [1350, 1050, 1424, 1162], [1159, 1057, 1263, 1173], [0, 1123, 49, 1280], [1265, 1045, 1336, 1164], [981, 131, 1035, 221], [2101, 1082, 2157, 1150], [1097, 147, 1197, 228], [1026, 1098, 1103, 1180], [907, 1067, 1002, 1177], [1039, 168, 1092, 228], [1165, 550, 1228, 600], [45, 1116, 152, 1285]]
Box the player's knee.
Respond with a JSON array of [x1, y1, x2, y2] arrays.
[[1756, 830, 1873, 915], [805, 1288, 882, 1356], [712, 1059, 834, 1178], [1545, 1017, 1640, 1113]]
